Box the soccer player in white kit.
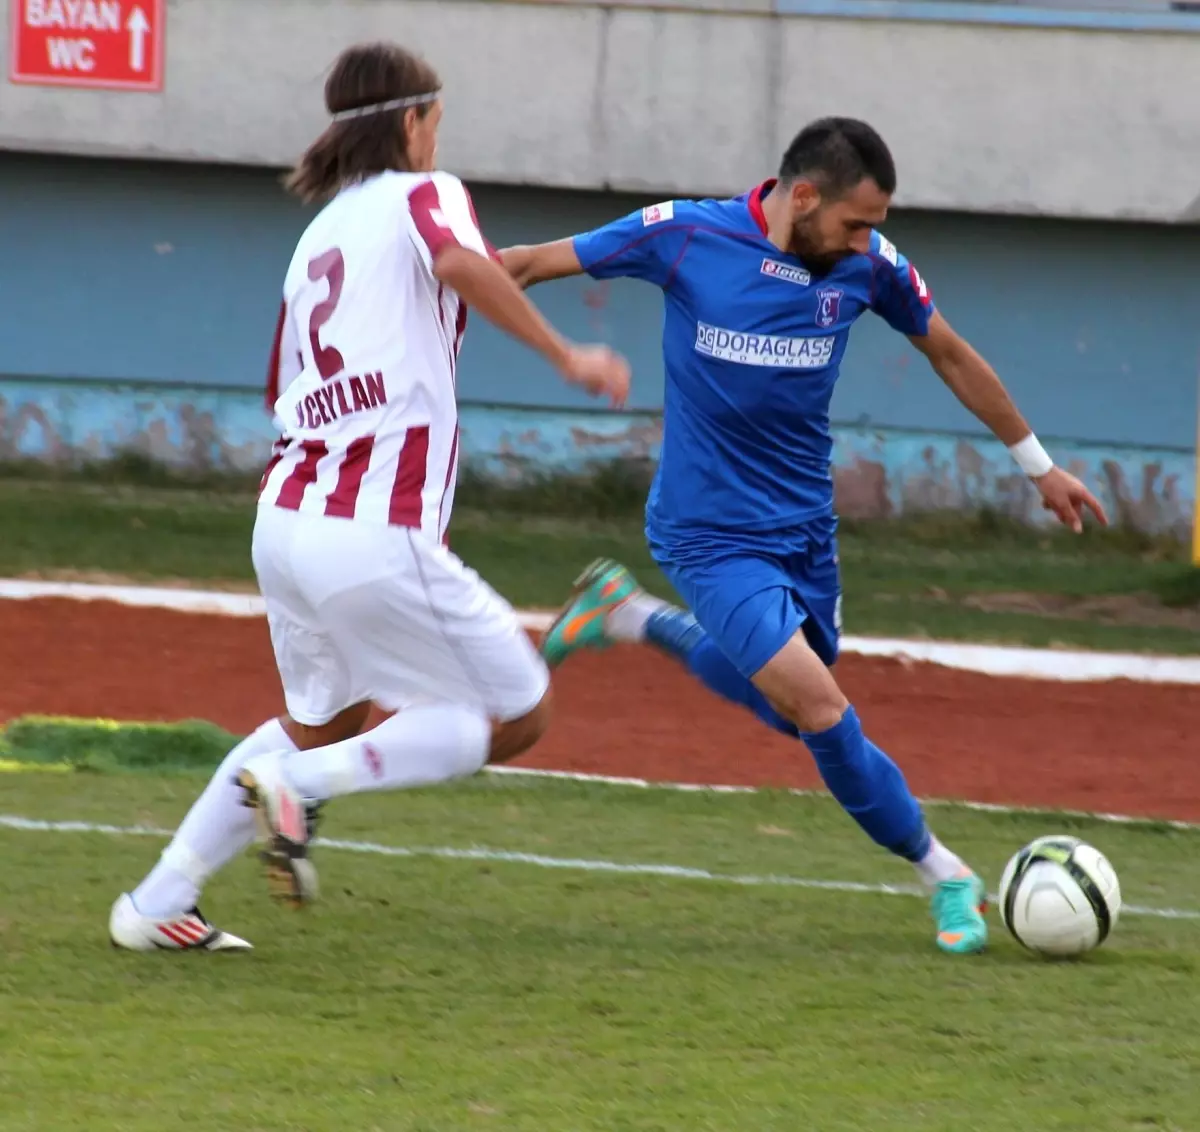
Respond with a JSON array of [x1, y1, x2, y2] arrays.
[[109, 42, 630, 952]]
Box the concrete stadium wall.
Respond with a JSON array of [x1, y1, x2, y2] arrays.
[[0, 151, 1196, 535], [3, 378, 1193, 536], [2, 0, 1200, 222]]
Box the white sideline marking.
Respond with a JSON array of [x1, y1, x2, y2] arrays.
[[0, 579, 269, 619], [1, 577, 1198, 685], [0, 812, 1195, 923], [488, 764, 1200, 832]]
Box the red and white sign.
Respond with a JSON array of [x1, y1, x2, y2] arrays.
[[9, 0, 164, 91]]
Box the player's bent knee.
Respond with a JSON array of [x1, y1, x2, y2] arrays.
[[487, 686, 554, 765], [753, 632, 849, 734], [787, 694, 848, 734], [282, 701, 372, 751], [762, 684, 845, 733]]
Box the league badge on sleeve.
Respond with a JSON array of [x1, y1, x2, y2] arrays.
[[642, 201, 675, 226], [877, 235, 899, 265]]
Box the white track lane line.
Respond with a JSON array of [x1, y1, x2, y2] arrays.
[[486, 764, 1200, 832], [2, 577, 1198, 685], [0, 813, 1194, 922]]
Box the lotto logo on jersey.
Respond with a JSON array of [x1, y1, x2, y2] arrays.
[[761, 259, 811, 286], [695, 323, 836, 369], [909, 264, 932, 307], [642, 201, 674, 226]]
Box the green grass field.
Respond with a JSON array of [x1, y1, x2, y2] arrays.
[[1, 478, 1197, 654], [1, 759, 1198, 1132], [2, 469, 1198, 1128]]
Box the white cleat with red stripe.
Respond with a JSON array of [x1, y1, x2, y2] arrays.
[[236, 750, 319, 908], [109, 894, 252, 952]]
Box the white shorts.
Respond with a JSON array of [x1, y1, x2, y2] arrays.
[[251, 506, 550, 726]]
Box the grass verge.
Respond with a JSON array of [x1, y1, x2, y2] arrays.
[[0, 477, 1196, 653], [0, 715, 236, 774], [1, 748, 1198, 1131]]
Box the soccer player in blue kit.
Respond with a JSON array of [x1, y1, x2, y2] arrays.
[[499, 118, 1107, 955]]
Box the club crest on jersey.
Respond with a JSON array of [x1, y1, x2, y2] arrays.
[[815, 287, 844, 329], [642, 201, 674, 226], [761, 259, 811, 287]]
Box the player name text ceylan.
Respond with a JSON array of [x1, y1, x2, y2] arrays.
[[295, 372, 387, 430]]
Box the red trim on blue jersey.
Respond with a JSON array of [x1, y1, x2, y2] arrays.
[[746, 180, 776, 236]]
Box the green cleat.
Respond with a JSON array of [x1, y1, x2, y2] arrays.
[[540, 558, 641, 668], [932, 873, 989, 955]]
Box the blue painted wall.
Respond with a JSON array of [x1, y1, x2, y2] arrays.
[[0, 151, 1196, 535], [2, 377, 1191, 537], [2, 150, 1197, 451]]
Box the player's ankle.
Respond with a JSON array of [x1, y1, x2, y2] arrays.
[[914, 835, 971, 887], [600, 594, 665, 643]]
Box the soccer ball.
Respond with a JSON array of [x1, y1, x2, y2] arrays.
[[997, 835, 1121, 958]]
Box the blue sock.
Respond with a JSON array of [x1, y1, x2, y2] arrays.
[[646, 608, 929, 861], [800, 706, 930, 861], [645, 609, 798, 737]]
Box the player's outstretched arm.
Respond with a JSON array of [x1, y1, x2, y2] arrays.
[[434, 246, 628, 407], [496, 239, 585, 290], [909, 312, 1108, 533]]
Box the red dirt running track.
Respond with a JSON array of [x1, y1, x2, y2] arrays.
[[3, 597, 1198, 821]]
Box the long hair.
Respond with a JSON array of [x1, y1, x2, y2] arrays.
[[285, 42, 441, 204]]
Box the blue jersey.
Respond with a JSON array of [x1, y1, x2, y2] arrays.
[[573, 181, 935, 541]]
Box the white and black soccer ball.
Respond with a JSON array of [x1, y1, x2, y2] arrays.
[[998, 835, 1122, 958]]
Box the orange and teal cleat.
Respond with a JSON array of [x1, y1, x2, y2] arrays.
[[539, 558, 641, 668], [932, 873, 989, 955]]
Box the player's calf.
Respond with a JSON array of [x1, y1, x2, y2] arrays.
[[540, 558, 787, 737], [543, 561, 802, 739], [753, 633, 987, 954], [233, 691, 553, 907], [121, 714, 338, 932], [753, 634, 927, 848], [598, 581, 804, 740]]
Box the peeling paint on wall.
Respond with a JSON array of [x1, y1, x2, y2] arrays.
[[0, 380, 1193, 538]]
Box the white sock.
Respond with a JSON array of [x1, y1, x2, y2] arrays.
[[913, 835, 972, 887], [132, 717, 296, 919], [605, 594, 671, 643], [281, 704, 491, 800]]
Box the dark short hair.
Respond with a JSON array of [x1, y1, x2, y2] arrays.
[[778, 117, 897, 199], [285, 42, 441, 204]]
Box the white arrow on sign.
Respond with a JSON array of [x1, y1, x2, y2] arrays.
[[127, 5, 150, 73]]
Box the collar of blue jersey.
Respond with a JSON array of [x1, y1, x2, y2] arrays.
[[746, 179, 776, 236]]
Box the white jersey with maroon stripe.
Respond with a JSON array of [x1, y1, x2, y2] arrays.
[[259, 169, 485, 542]]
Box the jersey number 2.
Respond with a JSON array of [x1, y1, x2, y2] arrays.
[[307, 248, 346, 380]]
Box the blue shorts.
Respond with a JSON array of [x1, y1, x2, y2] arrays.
[[647, 517, 842, 679]]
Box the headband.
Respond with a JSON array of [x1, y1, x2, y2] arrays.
[[330, 90, 441, 122]]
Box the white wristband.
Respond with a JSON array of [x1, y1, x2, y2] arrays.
[[1008, 433, 1054, 479]]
